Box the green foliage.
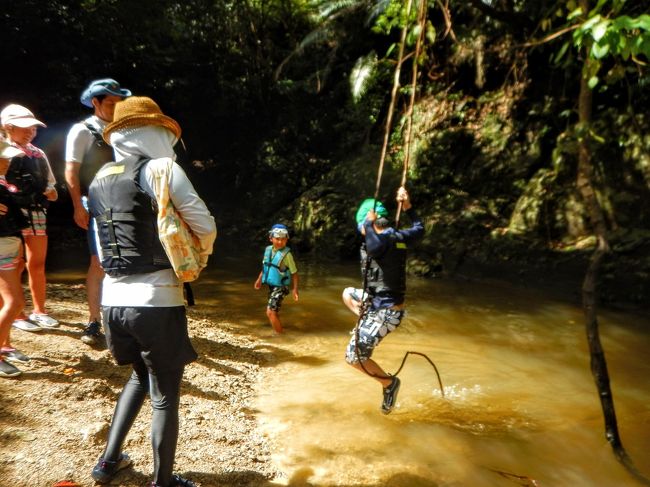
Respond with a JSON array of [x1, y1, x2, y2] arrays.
[[571, 6, 650, 88], [350, 52, 379, 101], [372, 0, 407, 36], [2, 0, 650, 301]]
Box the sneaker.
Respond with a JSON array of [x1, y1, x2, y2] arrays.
[[28, 312, 59, 328], [381, 376, 401, 415], [171, 475, 196, 487], [150, 474, 196, 487], [1, 348, 30, 364], [12, 319, 43, 332], [0, 359, 22, 378], [91, 452, 132, 484], [80, 320, 102, 345]]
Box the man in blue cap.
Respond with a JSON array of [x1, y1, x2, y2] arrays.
[[64, 78, 131, 345]]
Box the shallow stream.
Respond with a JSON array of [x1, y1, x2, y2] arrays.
[[49, 252, 650, 486]]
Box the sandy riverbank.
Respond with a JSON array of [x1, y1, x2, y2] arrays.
[[0, 282, 283, 487]]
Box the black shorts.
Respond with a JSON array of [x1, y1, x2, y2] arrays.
[[102, 306, 198, 373], [87, 222, 98, 256], [83, 197, 98, 256]]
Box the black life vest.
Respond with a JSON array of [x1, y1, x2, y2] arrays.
[[5, 153, 50, 210], [79, 121, 114, 196], [88, 156, 171, 277], [0, 179, 28, 237], [361, 238, 407, 297]]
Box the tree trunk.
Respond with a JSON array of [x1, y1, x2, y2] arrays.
[[576, 0, 623, 454], [577, 8, 650, 484]]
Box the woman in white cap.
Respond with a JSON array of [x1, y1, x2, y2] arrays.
[[0, 140, 31, 377], [0, 104, 59, 332]]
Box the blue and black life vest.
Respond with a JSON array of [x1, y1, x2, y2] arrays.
[[79, 121, 114, 196], [261, 245, 292, 287], [88, 156, 171, 277], [360, 239, 407, 296]]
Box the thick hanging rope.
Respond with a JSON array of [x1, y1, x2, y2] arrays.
[[395, 0, 428, 227], [354, 0, 413, 376], [353, 0, 444, 399], [373, 0, 413, 202]]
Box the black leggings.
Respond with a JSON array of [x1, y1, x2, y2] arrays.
[[103, 359, 184, 487]]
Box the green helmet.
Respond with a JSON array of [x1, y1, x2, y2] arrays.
[[355, 198, 388, 225]]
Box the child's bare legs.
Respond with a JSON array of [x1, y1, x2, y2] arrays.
[[350, 359, 392, 388], [0, 267, 26, 350], [266, 308, 283, 334], [342, 287, 365, 316], [22, 235, 48, 315]]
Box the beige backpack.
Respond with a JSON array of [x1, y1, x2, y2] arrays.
[[148, 158, 205, 282]]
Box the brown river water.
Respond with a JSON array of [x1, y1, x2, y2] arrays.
[[50, 252, 650, 487]]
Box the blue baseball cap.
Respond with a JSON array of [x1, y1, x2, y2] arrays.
[[80, 78, 132, 108]]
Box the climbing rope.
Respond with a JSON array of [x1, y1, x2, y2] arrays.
[[395, 0, 428, 227], [372, 0, 413, 203], [353, 0, 444, 399]]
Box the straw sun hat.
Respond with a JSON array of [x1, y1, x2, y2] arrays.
[[103, 96, 181, 143]]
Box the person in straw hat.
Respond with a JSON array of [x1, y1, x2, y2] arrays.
[[0, 104, 59, 333], [86, 96, 216, 487], [64, 78, 131, 346], [0, 139, 31, 377]]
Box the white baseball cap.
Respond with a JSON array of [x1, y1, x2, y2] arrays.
[[1, 104, 46, 128]]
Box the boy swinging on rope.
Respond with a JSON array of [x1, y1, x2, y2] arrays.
[[344, 187, 423, 414]]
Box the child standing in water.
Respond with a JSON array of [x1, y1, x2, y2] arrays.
[[254, 224, 299, 333]]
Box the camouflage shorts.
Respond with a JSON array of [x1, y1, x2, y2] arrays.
[[267, 286, 289, 311], [345, 307, 405, 364]]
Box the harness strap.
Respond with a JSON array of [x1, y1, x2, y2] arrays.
[[95, 211, 141, 224], [83, 121, 106, 145], [97, 208, 120, 258]]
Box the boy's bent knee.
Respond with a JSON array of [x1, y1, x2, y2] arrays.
[[345, 341, 373, 364]]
